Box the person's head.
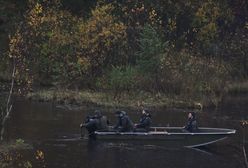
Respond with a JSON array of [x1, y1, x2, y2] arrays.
[[142, 109, 146, 115], [188, 112, 195, 119], [115, 110, 125, 118], [94, 110, 102, 118], [142, 109, 151, 117]]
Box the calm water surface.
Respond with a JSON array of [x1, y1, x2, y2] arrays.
[[6, 96, 248, 168]]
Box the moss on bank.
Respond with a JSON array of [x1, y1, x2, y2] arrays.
[[26, 89, 204, 109], [0, 139, 32, 153]]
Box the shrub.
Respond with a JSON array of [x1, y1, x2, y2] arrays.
[[108, 65, 137, 97]]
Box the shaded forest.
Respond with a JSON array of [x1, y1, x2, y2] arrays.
[[0, 0, 247, 104]]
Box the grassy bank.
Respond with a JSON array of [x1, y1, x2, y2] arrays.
[[0, 139, 33, 168], [26, 89, 204, 110], [226, 81, 248, 96], [0, 139, 32, 153]]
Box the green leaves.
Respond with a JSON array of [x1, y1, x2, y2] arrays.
[[108, 65, 137, 94], [137, 24, 168, 75]]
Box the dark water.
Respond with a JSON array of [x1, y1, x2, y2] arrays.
[[5, 96, 248, 168]]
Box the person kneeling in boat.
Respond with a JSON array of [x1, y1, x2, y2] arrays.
[[80, 110, 109, 137], [135, 109, 152, 132], [114, 111, 134, 132], [183, 112, 198, 132]]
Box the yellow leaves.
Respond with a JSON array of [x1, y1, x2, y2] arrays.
[[27, 3, 44, 27], [241, 120, 248, 127], [245, 22, 248, 29], [91, 4, 114, 20], [194, 1, 222, 43], [168, 17, 177, 31], [198, 22, 217, 42], [149, 9, 161, 26], [35, 150, 44, 160], [9, 29, 23, 59], [77, 57, 89, 66], [34, 3, 42, 14], [3, 153, 13, 161], [78, 57, 86, 64], [195, 5, 205, 19], [9, 1, 128, 84], [78, 4, 127, 66], [150, 9, 157, 17], [23, 161, 33, 168], [77, 57, 90, 71], [195, 0, 221, 26], [0, 149, 33, 168]]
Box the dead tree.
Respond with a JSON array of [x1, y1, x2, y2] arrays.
[[0, 59, 15, 141]]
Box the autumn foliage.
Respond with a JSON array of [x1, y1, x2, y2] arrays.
[[9, 0, 126, 88], [5, 0, 248, 99]]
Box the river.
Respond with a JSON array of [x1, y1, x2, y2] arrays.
[[4, 95, 248, 168]]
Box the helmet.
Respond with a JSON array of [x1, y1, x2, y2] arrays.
[[94, 110, 102, 118], [115, 110, 126, 117]]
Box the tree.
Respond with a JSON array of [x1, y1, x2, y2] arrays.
[[108, 65, 137, 98], [9, 1, 127, 88], [136, 24, 168, 91], [9, 0, 90, 88], [79, 4, 127, 77]]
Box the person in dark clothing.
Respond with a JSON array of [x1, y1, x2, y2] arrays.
[[114, 111, 134, 132], [80, 115, 98, 138], [135, 109, 152, 132], [80, 110, 109, 138], [183, 112, 198, 132], [93, 110, 109, 131]]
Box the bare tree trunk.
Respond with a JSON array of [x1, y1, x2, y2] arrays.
[[1, 59, 15, 141]]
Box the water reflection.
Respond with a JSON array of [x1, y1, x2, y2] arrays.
[[34, 138, 240, 168]]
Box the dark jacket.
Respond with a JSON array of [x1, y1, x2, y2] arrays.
[[95, 115, 109, 130], [84, 118, 98, 134], [114, 114, 134, 132], [136, 115, 152, 131], [184, 117, 198, 132]]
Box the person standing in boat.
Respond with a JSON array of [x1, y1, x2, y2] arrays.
[[114, 111, 134, 132], [135, 109, 152, 132], [183, 112, 198, 132]]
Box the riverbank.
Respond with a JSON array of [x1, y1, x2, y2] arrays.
[[0, 139, 32, 153], [26, 89, 204, 110], [23, 80, 248, 109], [1, 78, 247, 110], [226, 81, 248, 96], [0, 139, 33, 168]]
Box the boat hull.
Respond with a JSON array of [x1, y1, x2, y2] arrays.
[[94, 127, 236, 148]]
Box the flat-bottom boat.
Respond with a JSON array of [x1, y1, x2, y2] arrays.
[[93, 127, 236, 148]]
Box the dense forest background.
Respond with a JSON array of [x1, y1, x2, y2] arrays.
[[0, 0, 247, 105]]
